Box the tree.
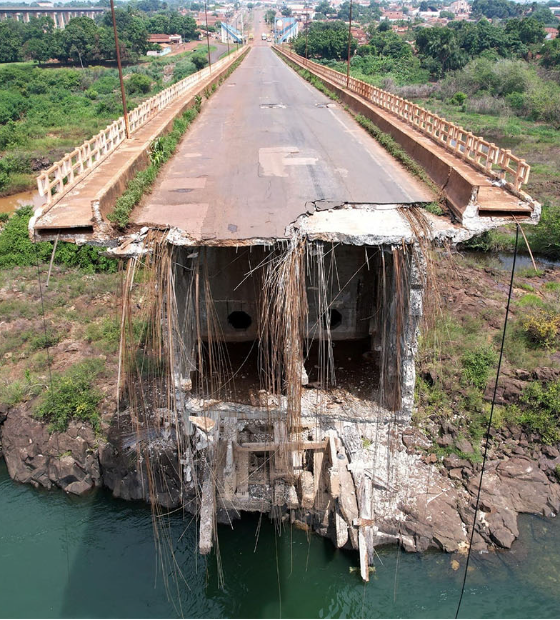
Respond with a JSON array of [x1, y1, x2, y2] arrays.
[[471, 0, 520, 20], [281, 7, 292, 17], [315, 1, 333, 15], [415, 26, 466, 77], [531, 6, 558, 25], [0, 21, 24, 63], [264, 9, 276, 24], [506, 17, 546, 45], [60, 16, 99, 66], [293, 21, 357, 59], [541, 38, 560, 68]]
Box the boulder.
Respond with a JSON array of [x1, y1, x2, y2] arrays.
[[532, 367, 560, 383], [402, 428, 432, 450], [2, 407, 101, 495], [456, 438, 474, 454]]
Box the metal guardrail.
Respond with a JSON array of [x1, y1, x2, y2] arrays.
[[37, 47, 246, 206], [276, 46, 530, 192]]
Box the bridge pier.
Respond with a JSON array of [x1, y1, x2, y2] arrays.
[[117, 233, 425, 569]]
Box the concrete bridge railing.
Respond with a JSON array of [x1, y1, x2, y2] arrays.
[[276, 46, 530, 193], [37, 47, 246, 206]]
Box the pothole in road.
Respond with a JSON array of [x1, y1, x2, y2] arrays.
[[260, 103, 286, 109]]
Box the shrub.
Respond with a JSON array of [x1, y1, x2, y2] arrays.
[[35, 359, 104, 432], [461, 345, 498, 390], [0, 90, 28, 124], [0, 170, 9, 191], [173, 59, 196, 82], [466, 95, 511, 116], [527, 204, 560, 260], [521, 311, 560, 347], [0, 206, 118, 272], [450, 91, 467, 105], [125, 73, 152, 95], [518, 380, 560, 443]]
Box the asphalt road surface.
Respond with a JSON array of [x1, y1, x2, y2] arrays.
[[133, 43, 433, 242]]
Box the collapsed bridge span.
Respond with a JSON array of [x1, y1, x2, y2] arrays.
[[29, 42, 541, 581]]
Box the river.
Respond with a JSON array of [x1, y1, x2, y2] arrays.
[[0, 190, 45, 215], [1, 462, 559, 619]]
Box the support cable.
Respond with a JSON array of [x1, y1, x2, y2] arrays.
[[34, 233, 70, 580], [455, 224, 520, 619]]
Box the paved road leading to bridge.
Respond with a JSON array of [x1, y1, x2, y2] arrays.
[[132, 44, 433, 242]]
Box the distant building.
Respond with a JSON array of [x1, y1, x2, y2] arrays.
[[147, 46, 172, 57], [351, 25, 368, 44], [381, 10, 408, 21], [545, 27, 558, 40], [148, 34, 183, 45], [449, 0, 471, 14]]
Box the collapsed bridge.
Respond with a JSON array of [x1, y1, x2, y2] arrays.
[[29, 40, 540, 581]]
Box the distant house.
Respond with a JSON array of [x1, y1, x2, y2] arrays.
[[381, 10, 406, 21], [350, 26, 368, 44], [195, 14, 224, 27], [545, 27, 558, 40], [391, 24, 409, 34], [148, 34, 183, 45], [449, 0, 470, 15]]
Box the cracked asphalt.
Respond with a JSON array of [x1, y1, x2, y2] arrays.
[[132, 44, 434, 242]]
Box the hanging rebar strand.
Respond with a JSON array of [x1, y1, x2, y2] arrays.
[[109, 0, 130, 138], [260, 239, 308, 434]]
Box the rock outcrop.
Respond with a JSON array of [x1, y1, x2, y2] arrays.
[[2, 406, 101, 494]]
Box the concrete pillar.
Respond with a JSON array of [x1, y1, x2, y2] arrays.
[[24, 12, 30, 23]]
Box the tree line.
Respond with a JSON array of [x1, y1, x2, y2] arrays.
[[293, 13, 559, 77], [0, 8, 199, 65]]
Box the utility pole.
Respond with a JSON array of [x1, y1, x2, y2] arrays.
[[204, 0, 212, 72], [109, 0, 129, 138], [346, 0, 353, 88], [226, 17, 230, 55], [305, 12, 309, 63]]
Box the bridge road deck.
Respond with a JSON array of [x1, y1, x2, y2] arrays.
[[132, 45, 434, 242]]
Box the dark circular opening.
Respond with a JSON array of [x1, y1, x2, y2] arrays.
[[322, 309, 342, 330], [228, 311, 252, 330]]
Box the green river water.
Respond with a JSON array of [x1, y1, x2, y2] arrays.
[[1, 461, 559, 619]]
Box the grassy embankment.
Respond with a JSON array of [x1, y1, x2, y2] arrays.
[[0, 45, 210, 197], [0, 208, 120, 433]]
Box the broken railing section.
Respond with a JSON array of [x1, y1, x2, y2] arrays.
[[116, 232, 428, 581], [275, 46, 530, 194], [36, 47, 246, 207]]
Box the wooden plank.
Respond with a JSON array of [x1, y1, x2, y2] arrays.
[[199, 463, 215, 555]]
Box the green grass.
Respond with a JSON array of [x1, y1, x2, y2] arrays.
[[0, 49, 215, 195], [34, 359, 104, 433], [0, 205, 118, 272]]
